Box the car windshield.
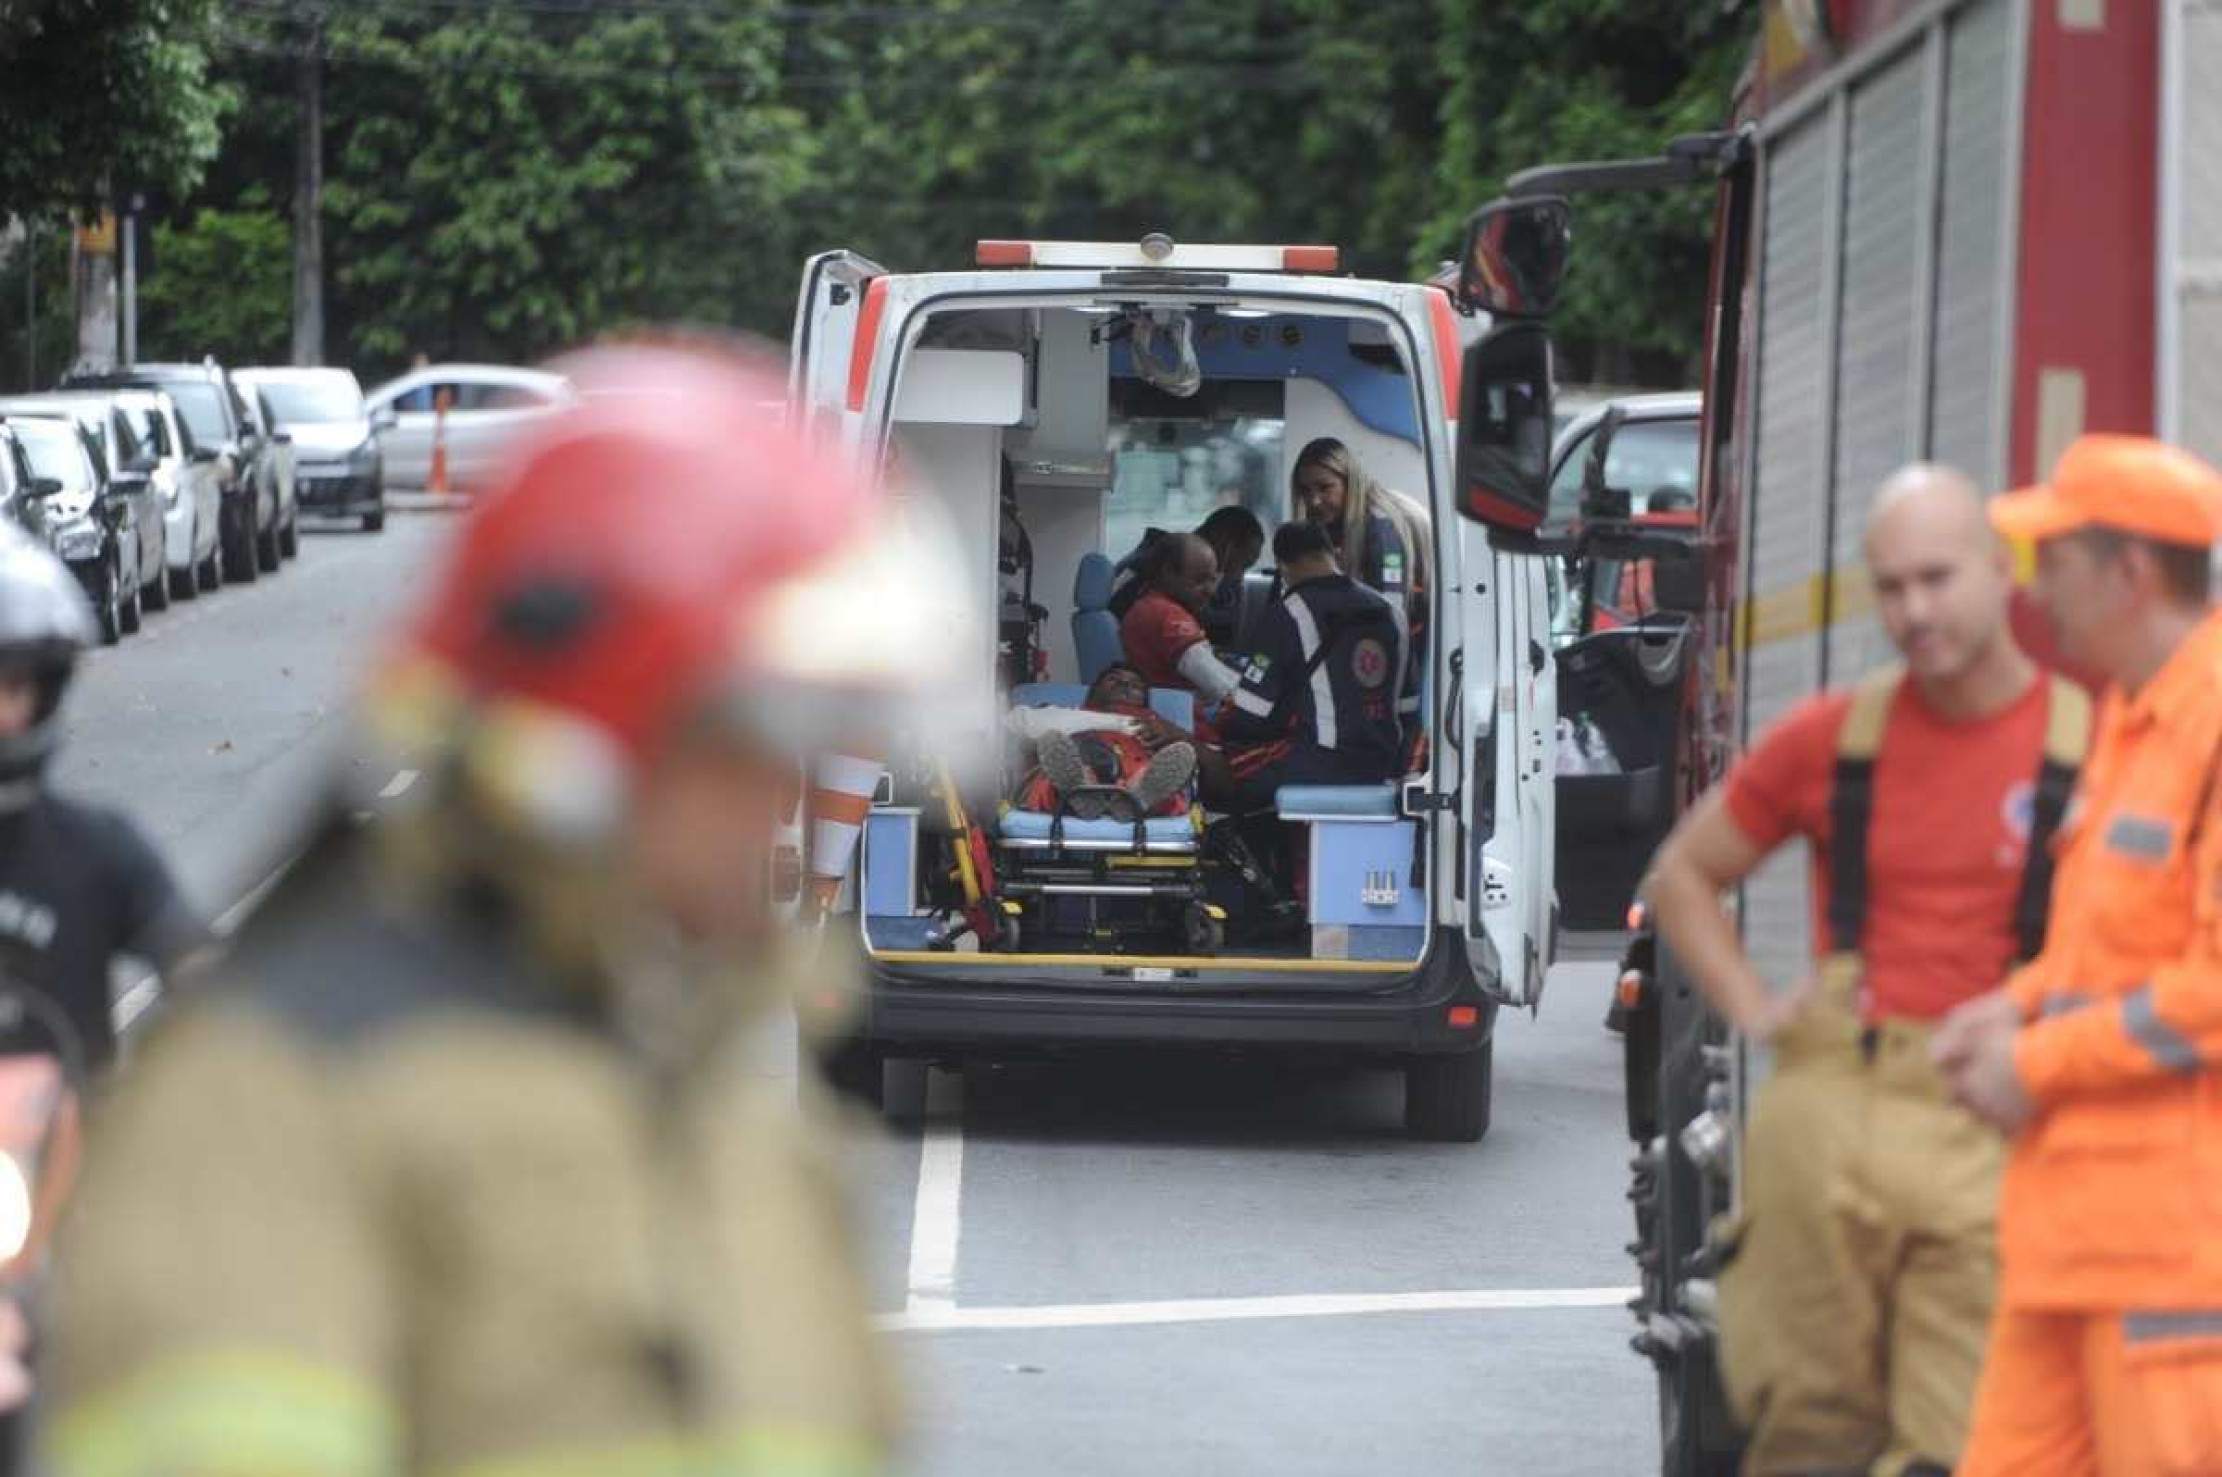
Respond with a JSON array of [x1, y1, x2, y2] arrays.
[[260, 378, 364, 425], [14, 422, 84, 485], [162, 381, 232, 445]]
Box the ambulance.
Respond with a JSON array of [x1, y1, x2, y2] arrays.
[[790, 234, 1559, 1140]]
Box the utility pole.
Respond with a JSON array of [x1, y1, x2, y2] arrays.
[[21, 222, 33, 391], [120, 194, 141, 366], [291, 2, 325, 367]]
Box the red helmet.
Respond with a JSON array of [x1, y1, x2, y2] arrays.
[[383, 343, 947, 784]]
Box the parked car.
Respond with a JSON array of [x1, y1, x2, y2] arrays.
[[0, 395, 167, 616], [0, 425, 32, 534], [1541, 392, 1703, 935], [108, 387, 224, 599], [362, 364, 571, 492], [234, 383, 299, 566], [62, 361, 277, 584], [3, 415, 142, 642], [1545, 391, 1702, 643], [235, 367, 384, 532]]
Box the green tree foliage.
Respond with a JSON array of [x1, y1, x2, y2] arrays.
[[0, 0, 232, 220], [1429, 1, 1750, 383], [181, 0, 1752, 384], [137, 193, 291, 364]]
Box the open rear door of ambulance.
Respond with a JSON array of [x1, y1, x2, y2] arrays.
[[788, 250, 886, 442]]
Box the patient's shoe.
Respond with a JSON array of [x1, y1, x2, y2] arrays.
[[1037, 730, 1105, 818], [1129, 742, 1197, 817]]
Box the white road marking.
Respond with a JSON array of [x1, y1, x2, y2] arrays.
[[379, 768, 419, 799], [880, 1285, 1638, 1334], [905, 1067, 966, 1314], [211, 857, 297, 938], [112, 971, 161, 1034]]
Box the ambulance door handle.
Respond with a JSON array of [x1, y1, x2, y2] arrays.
[[1528, 639, 1546, 676]]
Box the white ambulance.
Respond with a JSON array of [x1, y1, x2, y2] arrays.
[[791, 235, 1557, 1140]]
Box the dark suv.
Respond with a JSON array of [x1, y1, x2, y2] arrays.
[[62, 361, 288, 583]]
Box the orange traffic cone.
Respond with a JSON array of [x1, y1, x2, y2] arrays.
[[429, 387, 452, 496]]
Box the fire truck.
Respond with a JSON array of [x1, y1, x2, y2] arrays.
[[1445, 1, 2222, 1470]]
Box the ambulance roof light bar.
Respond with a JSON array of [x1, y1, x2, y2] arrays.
[[975, 235, 1341, 273]]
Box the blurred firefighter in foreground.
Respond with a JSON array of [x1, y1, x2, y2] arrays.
[[1935, 436, 2222, 1477], [41, 343, 962, 1476], [1644, 466, 2089, 1475]]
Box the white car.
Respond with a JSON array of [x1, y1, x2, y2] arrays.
[[237, 367, 385, 532], [362, 364, 572, 492], [110, 388, 224, 599]]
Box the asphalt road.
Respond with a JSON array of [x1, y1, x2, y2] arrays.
[[54, 508, 1658, 1475]]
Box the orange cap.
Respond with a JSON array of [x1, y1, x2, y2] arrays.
[[1990, 434, 2222, 548]]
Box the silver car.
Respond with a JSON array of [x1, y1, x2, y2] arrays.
[[0, 394, 168, 615], [362, 364, 571, 492], [235, 367, 384, 532]]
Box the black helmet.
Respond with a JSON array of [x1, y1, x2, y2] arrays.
[[0, 521, 96, 803]]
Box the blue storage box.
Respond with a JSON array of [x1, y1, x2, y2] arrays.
[[1300, 816, 1427, 930]]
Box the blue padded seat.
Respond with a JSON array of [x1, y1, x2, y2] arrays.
[[997, 813, 1197, 846], [1071, 553, 1122, 684], [1275, 783, 1400, 820]]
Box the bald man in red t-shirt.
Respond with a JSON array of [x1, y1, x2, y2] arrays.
[[1640, 466, 2091, 1475]]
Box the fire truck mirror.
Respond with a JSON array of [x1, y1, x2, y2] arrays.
[[1455, 320, 1555, 540], [1456, 197, 1571, 319]]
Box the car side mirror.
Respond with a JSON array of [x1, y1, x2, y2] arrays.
[[371, 409, 398, 432], [25, 478, 60, 501], [1453, 321, 1556, 539], [1456, 196, 1573, 318]]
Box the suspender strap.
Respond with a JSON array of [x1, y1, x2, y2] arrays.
[[1830, 669, 2089, 970], [1825, 666, 1903, 957], [2012, 676, 2092, 962]]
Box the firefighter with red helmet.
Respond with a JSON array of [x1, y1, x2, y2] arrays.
[[39, 344, 958, 1476]]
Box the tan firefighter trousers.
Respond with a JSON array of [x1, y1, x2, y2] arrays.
[[1716, 994, 2007, 1476]]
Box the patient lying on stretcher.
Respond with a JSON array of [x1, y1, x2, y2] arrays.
[[1009, 664, 1200, 819]]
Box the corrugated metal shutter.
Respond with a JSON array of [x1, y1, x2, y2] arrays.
[[2177, 1, 2222, 467], [1748, 117, 1831, 736], [1826, 47, 1929, 684], [1743, 113, 1835, 989], [1930, 0, 2014, 485]]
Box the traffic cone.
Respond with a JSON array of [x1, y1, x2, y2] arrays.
[[429, 387, 452, 496]]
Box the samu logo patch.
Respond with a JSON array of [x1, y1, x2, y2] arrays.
[[1351, 637, 1391, 690]]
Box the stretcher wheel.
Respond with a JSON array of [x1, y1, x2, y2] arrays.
[[1181, 902, 1223, 957]]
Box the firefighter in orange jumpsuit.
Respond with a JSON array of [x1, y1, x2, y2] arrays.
[[1934, 434, 2222, 1477]]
